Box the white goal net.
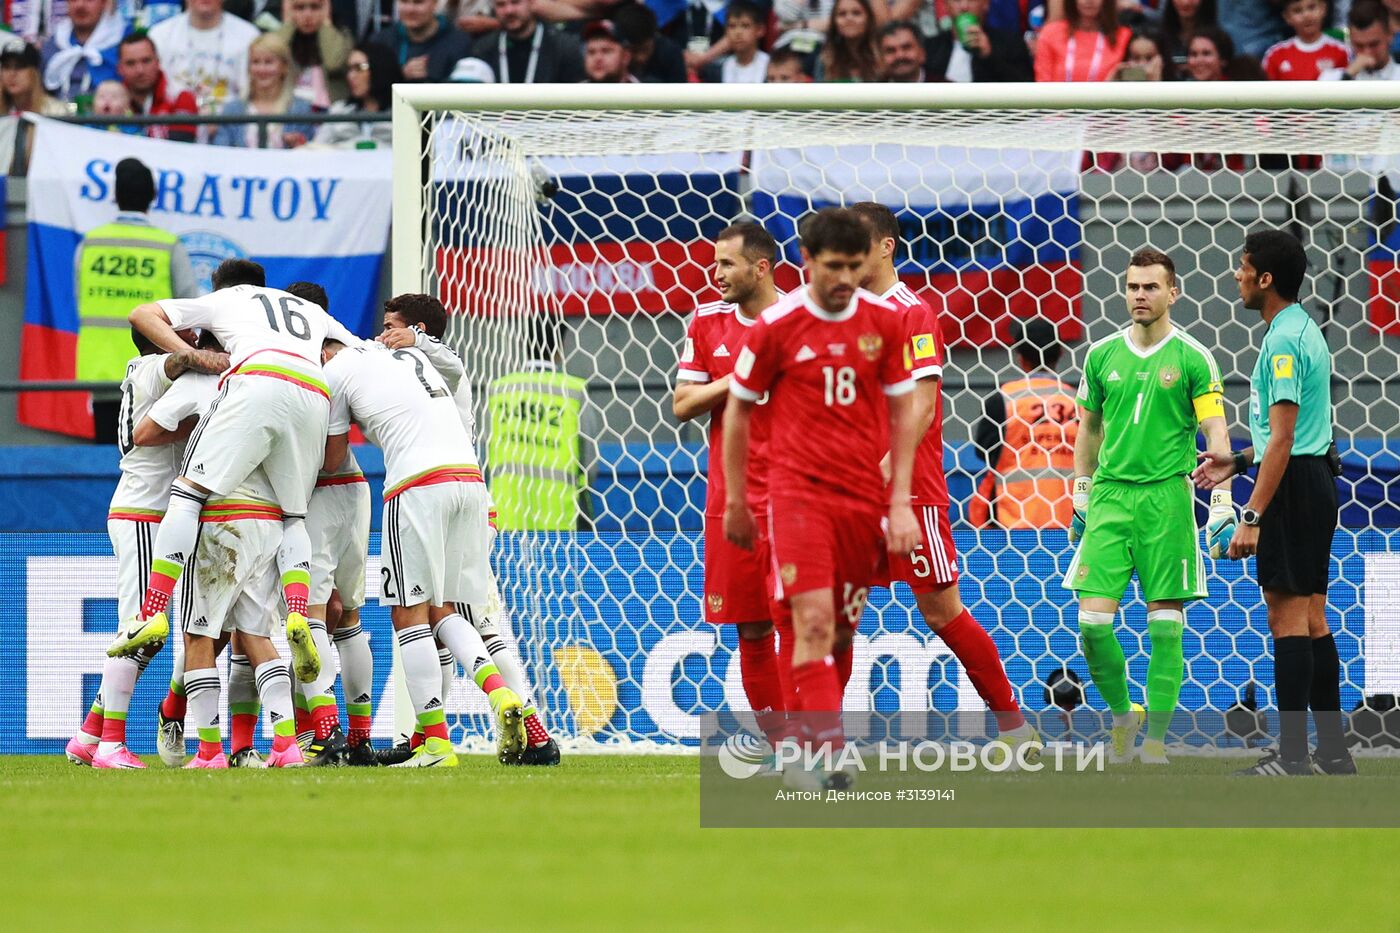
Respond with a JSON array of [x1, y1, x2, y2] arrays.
[[394, 84, 1400, 752]]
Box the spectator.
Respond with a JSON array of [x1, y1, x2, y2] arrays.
[[1035, 0, 1131, 81], [1260, 0, 1346, 80], [278, 0, 353, 107], [212, 33, 315, 148], [91, 78, 139, 132], [776, 0, 835, 33], [927, 0, 1035, 81], [671, 0, 744, 76], [1388, 0, 1400, 60], [1117, 28, 1174, 79], [1161, 0, 1216, 70], [117, 32, 199, 143], [1184, 24, 1230, 80], [614, 2, 687, 83], [766, 45, 810, 80], [372, 0, 475, 82], [580, 18, 639, 81], [816, 0, 882, 81], [1219, 0, 1289, 59], [2, 39, 65, 174], [878, 20, 931, 81], [470, 0, 583, 82], [713, 1, 769, 82], [969, 317, 1078, 531], [453, 0, 501, 35], [313, 40, 397, 147], [40, 0, 124, 103], [148, 0, 261, 115], [1322, 0, 1400, 77]]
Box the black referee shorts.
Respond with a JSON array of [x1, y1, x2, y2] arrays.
[[1256, 455, 1338, 596]]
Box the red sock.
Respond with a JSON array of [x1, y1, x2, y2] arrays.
[[423, 721, 449, 742], [139, 569, 179, 620], [792, 656, 844, 752], [311, 704, 339, 741], [198, 739, 222, 759], [272, 733, 295, 753], [773, 608, 798, 711], [231, 713, 256, 751], [160, 690, 186, 722], [834, 644, 853, 693], [284, 581, 309, 617], [348, 715, 372, 747], [294, 707, 311, 735], [524, 712, 550, 746], [738, 629, 787, 745], [410, 729, 424, 749], [81, 708, 104, 740], [101, 716, 126, 745], [938, 610, 1025, 732]]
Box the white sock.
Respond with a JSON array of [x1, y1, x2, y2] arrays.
[[332, 621, 373, 715], [184, 667, 222, 756], [299, 617, 338, 701], [95, 655, 145, 755], [396, 625, 444, 731], [228, 653, 258, 715], [432, 613, 490, 672], [438, 647, 456, 708], [254, 660, 295, 740], [145, 481, 206, 614], [476, 620, 538, 713]]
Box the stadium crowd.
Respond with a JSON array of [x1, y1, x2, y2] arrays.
[[0, 0, 1396, 154]]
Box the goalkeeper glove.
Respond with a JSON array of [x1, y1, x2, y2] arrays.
[[1069, 476, 1091, 544], [1207, 487, 1237, 559]]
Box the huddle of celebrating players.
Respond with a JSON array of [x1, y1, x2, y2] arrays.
[[66, 261, 558, 769]]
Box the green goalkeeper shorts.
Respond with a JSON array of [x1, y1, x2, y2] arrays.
[[1063, 476, 1207, 603]]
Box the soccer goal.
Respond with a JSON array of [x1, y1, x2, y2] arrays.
[[392, 82, 1400, 753]]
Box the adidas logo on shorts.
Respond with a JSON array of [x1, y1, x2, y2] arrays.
[[193, 616, 207, 628], [424, 697, 442, 710], [192, 463, 206, 474], [411, 585, 425, 597]]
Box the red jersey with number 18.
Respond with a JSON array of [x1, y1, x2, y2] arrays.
[[730, 287, 914, 512]]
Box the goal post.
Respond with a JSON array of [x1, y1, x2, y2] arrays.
[[392, 82, 1400, 753]]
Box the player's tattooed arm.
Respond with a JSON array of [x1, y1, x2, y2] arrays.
[[165, 347, 230, 378]]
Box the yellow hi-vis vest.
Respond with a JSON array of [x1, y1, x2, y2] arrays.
[[75, 221, 177, 383], [487, 370, 588, 531]]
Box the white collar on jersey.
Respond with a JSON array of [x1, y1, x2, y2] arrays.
[[1121, 325, 1176, 360]]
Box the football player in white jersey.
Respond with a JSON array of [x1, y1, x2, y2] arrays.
[[179, 466, 305, 769], [323, 297, 526, 768], [283, 282, 376, 766], [380, 295, 560, 766], [112, 260, 361, 690], [65, 327, 225, 769]]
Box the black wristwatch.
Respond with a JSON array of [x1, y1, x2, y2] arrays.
[[1241, 508, 1261, 527], [1233, 451, 1248, 476]]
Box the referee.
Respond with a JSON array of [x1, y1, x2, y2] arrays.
[[1194, 229, 1354, 777]]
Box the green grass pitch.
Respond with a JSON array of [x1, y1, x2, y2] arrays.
[[0, 755, 1394, 931]]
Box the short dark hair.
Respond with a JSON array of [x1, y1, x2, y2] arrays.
[[1243, 229, 1308, 301], [114, 157, 155, 213], [800, 207, 870, 258], [849, 201, 900, 243], [878, 19, 921, 43], [212, 258, 266, 290], [1350, 0, 1388, 31], [384, 292, 448, 339], [726, 0, 763, 27], [130, 324, 158, 356], [1128, 248, 1176, 287], [117, 30, 157, 56], [286, 281, 329, 310], [1011, 317, 1063, 370], [717, 222, 778, 264], [768, 47, 804, 71]]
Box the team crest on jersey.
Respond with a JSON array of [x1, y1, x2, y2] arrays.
[[707, 593, 724, 614], [781, 563, 798, 587], [858, 333, 883, 361], [1158, 365, 1181, 389]]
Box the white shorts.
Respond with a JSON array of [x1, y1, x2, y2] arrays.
[[181, 374, 329, 517], [380, 480, 492, 609], [182, 518, 283, 639], [107, 518, 158, 623], [308, 479, 371, 610]]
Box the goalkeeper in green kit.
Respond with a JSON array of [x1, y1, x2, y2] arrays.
[[1064, 249, 1235, 765]]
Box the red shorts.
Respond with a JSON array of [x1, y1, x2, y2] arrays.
[[702, 513, 772, 624], [767, 495, 884, 620], [883, 503, 959, 594]]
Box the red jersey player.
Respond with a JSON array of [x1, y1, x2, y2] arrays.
[[674, 223, 787, 746], [724, 208, 921, 789], [850, 202, 1040, 758], [1261, 0, 1348, 81]]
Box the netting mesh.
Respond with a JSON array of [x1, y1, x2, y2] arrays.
[[414, 103, 1400, 751]]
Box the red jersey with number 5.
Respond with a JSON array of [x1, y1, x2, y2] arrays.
[[676, 300, 773, 515], [881, 282, 950, 507], [730, 287, 914, 511]]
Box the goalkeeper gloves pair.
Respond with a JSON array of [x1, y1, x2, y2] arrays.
[[1068, 477, 1236, 560]]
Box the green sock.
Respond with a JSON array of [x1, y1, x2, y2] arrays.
[[1079, 611, 1130, 715], [1146, 611, 1185, 742]]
